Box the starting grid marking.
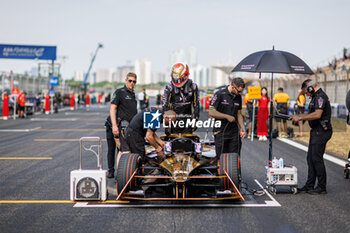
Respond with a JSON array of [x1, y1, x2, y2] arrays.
[[0, 127, 41, 132], [72, 180, 281, 208], [0, 180, 280, 208], [33, 139, 107, 142], [0, 157, 52, 160]]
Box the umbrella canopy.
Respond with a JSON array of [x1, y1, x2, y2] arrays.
[[232, 48, 313, 166], [232, 49, 314, 75]]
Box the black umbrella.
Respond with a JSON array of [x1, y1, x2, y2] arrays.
[[232, 47, 313, 166]]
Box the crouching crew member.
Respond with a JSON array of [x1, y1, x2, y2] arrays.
[[209, 78, 246, 157], [162, 63, 199, 134], [125, 108, 176, 161], [290, 79, 332, 195], [105, 72, 138, 178]]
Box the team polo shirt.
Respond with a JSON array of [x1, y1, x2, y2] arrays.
[[297, 94, 306, 106], [209, 86, 242, 136], [128, 107, 162, 137], [106, 85, 137, 127], [273, 92, 289, 111], [308, 88, 331, 129]]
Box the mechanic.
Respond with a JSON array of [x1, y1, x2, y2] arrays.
[[290, 79, 332, 195], [162, 63, 199, 134], [125, 108, 176, 161], [105, 72, 138, 178], [273, 87, 290, 137], [209, 78, 246, 158]]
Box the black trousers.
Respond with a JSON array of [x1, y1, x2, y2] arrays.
[[214, 131, 241, 158], [106, 126, 118, 173], [305, 128, 332, 190], [125, 129, 145, 158]]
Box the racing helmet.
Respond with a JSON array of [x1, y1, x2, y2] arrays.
[[171, 63, 189, 87]]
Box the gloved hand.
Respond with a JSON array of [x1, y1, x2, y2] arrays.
[[157, 151, 165, 163]]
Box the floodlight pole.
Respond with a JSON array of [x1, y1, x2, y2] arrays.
[[82, 43, 103, 94]]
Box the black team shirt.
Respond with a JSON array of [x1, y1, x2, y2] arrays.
[[209, 86, 242, 136], [106, 85, 137, 127], [128, 107, 162, 137]]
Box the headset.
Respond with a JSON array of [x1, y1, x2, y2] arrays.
[[302, 79, 316, 95], [307, 85, 315, 95]]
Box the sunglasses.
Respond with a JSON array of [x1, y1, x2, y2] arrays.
[[128, 80, 136, 84], [233, 85, 242, 93]]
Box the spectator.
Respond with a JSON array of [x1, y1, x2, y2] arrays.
[[156, 92, 162, 109], [18, 91, 26, 118], [138, 89, 145, 111], [142, 88, 149, 110], [257, 87, 270, 141], [35, 93, 41, 112], [273, 87, 290, 138], [245, 92, 258, 139]]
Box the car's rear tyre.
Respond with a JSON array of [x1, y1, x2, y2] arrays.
[[116, 153, 141, 194], [219, 153, 241, 191]]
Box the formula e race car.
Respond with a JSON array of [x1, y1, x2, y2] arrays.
[[115, 133, 244, 201]]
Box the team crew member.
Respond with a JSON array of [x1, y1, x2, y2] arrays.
[[125, 108, 176, 160], [105, 72, 138, 178], [209, 78, 246, 157], [290, 79, 332, 195], [273, 87, 290, 137], [296, 89, 306, 137], [162, 63, 199, 133]]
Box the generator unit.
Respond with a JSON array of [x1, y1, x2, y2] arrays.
[[70, 137, 107, 201], [266, 162, 298, 195]]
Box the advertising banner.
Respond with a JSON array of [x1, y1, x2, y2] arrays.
[[0, 44, 56, 60]]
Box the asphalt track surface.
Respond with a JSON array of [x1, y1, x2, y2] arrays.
[[0, 105, 349, 233]]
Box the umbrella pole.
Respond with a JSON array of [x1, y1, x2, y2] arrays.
[[268, 72, 274, 166]]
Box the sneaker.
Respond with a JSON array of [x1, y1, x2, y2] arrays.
[[307, 187, 327, 195], [263, 136, 268, 141], [258, 136, 263, 141], [107, 171, 114, 179], [281, 134, 288, 138], [297, 186, 314, 193]]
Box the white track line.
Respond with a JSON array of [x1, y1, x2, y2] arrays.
[[278, 138, 346, 167], [0, 127, 41, 132], [73, 180, 281, 208], [30, 118, 78, 121], [65, 112, 100, 116]]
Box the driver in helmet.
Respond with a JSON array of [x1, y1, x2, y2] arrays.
[[162, 63, 200, 134]]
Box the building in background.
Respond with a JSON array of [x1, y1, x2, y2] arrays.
[[95, 68, 115, 83], [115, 62, 134, 83], [169, 49, 186, 67], [74, 70, 85, 82], [188, 46, 197, 67], [135, 59, 152, 84], [154, 72, 166, 83]]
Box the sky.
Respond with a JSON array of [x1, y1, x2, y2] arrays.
[[0, 0, 349, 79]]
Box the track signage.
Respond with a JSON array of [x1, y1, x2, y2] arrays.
[[248, 86, 261, 99], [49, 76, 59, 86], [0, 44, 57, 60]]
